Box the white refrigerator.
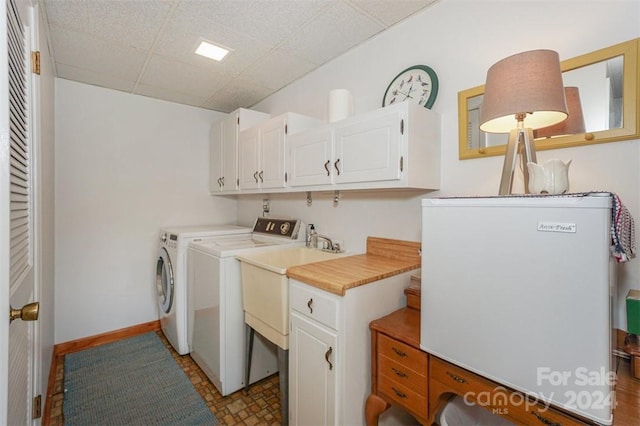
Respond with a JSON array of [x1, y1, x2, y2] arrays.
[[420, 194, 615, 425]]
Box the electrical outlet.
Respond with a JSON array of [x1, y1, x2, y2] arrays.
[[262, 199, 270, 214]]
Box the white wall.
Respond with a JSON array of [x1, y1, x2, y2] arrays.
[[242, 0, 640, 328], [54, 80, 235, 343]]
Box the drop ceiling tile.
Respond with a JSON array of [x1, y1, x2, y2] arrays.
[[201, 78, 273, 113], [44, 0, 172, 50], [349, 0, 437, 27], [49, 24, 147, 81], [238, 49, 317, 91], [55, 63, 137, 93], [153, 23, 270, 77], [173, 0, 331, 46], [135, 83, 210, 108], [280, 1, 384, 65], [139, 54, 230, 99]]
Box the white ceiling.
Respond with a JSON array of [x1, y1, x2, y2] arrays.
[[42, 0, 438, 113]]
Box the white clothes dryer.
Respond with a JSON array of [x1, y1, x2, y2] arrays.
[[156, 224, 251, 355], [187, 217, 304, 396]]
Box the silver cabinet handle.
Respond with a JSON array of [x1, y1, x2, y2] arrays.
[[259, 171, 264, 182], [307, 298, 313, 314], [220, 176, 224, 187], [334, 158, 341, 175], [217, 177, 222, 187], [253, 171, 259, 183], [325, 346, 333, 370], [324, 160, 330, 176]]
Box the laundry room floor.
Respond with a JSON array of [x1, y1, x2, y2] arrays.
[[47, 331, 282, 425]]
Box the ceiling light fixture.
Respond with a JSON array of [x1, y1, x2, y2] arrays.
[[194, 39, 232, 62]]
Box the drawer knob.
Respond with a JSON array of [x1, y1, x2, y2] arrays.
[[531, 411, 561, 426], [391, 367, 408, 378], [446, 371, 468, 384], [325, 346, 333, 370], [391, 347, 407, 357], [391, 387, 407, 399], [307, 298, 313, 314]]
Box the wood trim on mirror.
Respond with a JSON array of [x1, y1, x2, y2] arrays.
[[459, 38, 639, 160]]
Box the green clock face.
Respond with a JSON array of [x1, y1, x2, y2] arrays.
[[382, 65, 439, 109]]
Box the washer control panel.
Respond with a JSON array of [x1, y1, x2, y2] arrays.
[[252, 217, 300, 239], [160, 232, 178, 249]]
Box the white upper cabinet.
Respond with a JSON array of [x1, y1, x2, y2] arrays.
[[238, 113, 321, 190], [209, 108, 269, 193], [287, 101, 440, 191]]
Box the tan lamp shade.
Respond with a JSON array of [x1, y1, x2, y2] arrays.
[[479, 49, 568, 133], [534, 86, 586, 138]]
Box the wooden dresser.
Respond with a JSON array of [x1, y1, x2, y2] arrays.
[[364, 278, 626, 426], [366, 279, 429, 425]]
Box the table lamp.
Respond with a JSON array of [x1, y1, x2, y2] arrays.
[[534, 86, 586, 139], [479, 49, 568, 194]]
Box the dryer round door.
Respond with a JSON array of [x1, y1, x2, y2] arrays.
[[156, 247, 174, 314]]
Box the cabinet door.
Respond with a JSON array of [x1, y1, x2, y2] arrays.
[[334, 109, 402, 184], [259, 118, 287, 188], [288, 127, 333, 187], [220, 114, 239, 191], [209, 121, 223, 192], [290, 312, 337, 425], [238, 126, 260, 189]]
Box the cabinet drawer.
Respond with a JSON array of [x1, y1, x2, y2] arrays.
[[290, 281, 339, 329], [378, 334, 426, 375], [430, 357, 587, 426], [378, 354, 427, 395], [379, 374, 427, 420]]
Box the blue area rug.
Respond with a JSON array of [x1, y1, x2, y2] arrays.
[[63, 332, 218, 425]]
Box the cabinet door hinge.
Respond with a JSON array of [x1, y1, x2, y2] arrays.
[[32, 395, 42, 419], [400, 156, 404, 172], [400, 119, 404, 135], [31, 51, 40, 75]]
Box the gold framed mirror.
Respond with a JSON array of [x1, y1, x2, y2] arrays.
[[459, 38, 639, 160]]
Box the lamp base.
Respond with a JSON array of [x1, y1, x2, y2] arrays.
[[499, 127, 537, 195]]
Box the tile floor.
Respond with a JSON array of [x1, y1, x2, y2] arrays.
[[47, 331, 282, 425]]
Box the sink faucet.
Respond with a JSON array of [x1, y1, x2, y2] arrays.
[[306, 224, 340, 252]]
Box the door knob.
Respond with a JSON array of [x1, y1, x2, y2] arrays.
[[9, 302, 39, 323]]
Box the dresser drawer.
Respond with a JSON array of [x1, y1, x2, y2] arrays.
[[379, 374, 428, 420], [290, 280, 339, 329], [378, 354, 427, 395], [430, 357, 588, 426], [378, 334, 427, 375]]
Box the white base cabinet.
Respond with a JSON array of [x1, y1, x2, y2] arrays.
[[288, 273, 412, 425], [209, 108, 269, 193]]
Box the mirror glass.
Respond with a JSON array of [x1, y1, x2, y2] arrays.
[[459, 38, 639, 160]]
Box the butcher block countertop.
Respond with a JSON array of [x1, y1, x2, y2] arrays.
[[286, 237, 421, 296]]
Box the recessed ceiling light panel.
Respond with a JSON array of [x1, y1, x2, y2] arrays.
[[194, 38, 232, 62]]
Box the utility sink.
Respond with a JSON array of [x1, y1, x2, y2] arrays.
[[237, 247, 347, 350]]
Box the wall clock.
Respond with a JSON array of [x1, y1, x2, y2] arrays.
[[382, 65, 439, 109]]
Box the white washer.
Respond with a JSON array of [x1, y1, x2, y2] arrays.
[[156, 224, 251, 355], [187, 217, 303, 396]]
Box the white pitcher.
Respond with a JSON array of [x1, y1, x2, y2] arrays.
[[527, 159, 572, 195]]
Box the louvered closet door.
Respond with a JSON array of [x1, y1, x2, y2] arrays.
[[1, 0, 37, 423]]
